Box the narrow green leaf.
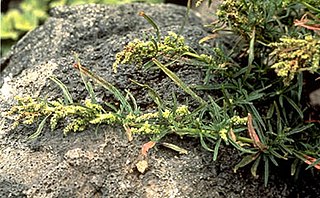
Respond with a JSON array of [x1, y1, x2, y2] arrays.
[[279, 95, 284, 108], [161, 142, 188, 154], [139, 11, 160, 42], [266, 103, 275, 119], [150, 37, 159, 54], [74, 53, 95, 102], [293, 151, 310, 164], [200, 133, 214, 152], [251, 155, 261, 178], [193, 84, 235, 90], [248, 106, 267, 146], [142, 60, 155, 71], [264, 155, 269, 187], [273, 101, 282, 134], [283, 95, 303, 119], [213, 138, 221, 161], [103, 102, 118, 112], [291, 158, 300, 176], [286, 124, 313, 136], [253, 84, 272, 94], [247, 92, 264, 102], [152, 58, 206, 105], [245, 27, 256, 79], [49, 76, 73, 104], [125, 89, 138, 113], [268, 155, 279, 166], [280, 144, 293, 155], [248, 104, 266, 130], [297, 73, 303, 101], [74, 63, 132, 113], [79, 67, 97, 104], [234, 153, 259, 173], [130, 79, 164, 110], [306, 157, 320, 170], [229, 140, 255, 154], [269, 148, 287, 160], [301, 2, 320, 14], [28, 114, 51, 139]]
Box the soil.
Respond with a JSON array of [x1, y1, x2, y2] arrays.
[[0, 3, 319, 198]]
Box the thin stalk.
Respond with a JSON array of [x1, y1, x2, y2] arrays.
[[152, 58, 206, 105], [302, 2, 320, 13], [73, 63, 132, 113]]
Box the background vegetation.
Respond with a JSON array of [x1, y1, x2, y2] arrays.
[[0, 0, 163, 56]]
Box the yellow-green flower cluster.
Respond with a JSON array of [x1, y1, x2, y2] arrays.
[[9, 95, 191, 138], [47, 99, 104, 132], [219, 128, 228, 142], [162, 109, 171, 119], [8, 96, 47, 128], [124, 105, 190, 135], [269, 35, 320, 85], [162, 31, 190, 55], [160, 105, 190, 124], [135, 112, 159, 122], [195, 0, 204, 8], [176, 105, 190, 116], [113, 31, 190, 73], [49, 101, 67, 130], [217, 0, 247, 25], [64, 119, 87, 134], [113, 39, 156, 73], [124, 112, 137, 123], [198, 54, 213, 64], [216, 0, 251, 34], [8, 96, 118, 135], [90, 112, 117, 124], [130, 105, 190, 123], [216, 0, 285, 40], [130, 121, 161, 134], [231, 115, 248, 125], [84, 99, 104, 112]]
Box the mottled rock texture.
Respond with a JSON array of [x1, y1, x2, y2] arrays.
[[0, 3, 319, 198]]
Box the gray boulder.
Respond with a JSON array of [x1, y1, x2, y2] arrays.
[[0, 3, 318, 197]]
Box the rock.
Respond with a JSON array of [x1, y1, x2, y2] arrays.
[[0, 3, 319, 197], [310, 89, 320, 107]]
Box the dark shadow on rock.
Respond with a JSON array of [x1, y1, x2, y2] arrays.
[[0, 177, 27, 197]]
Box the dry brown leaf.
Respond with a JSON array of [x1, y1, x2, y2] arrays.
[[141, 141, 156, 157], [228, 128, 237, 142], [123, 124, 133, 141], [303, 155, 320, 170], [247, 113, 267, 150], [136, 160, 148, 173]]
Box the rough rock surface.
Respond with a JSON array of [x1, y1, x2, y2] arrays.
[[0, 3, 319, 197]]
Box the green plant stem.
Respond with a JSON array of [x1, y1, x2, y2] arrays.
[[152, 58, 206, 105], [139, 11, 160, 42], [237, 136, 253, 143], [73, 63, 132, 113], [302, 2, 320, 13]]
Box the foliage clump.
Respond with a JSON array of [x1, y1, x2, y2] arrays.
[[269, 35, 320, 85], [0, 0, 163, 55], [216, 0, 286, 41], [113, 32, 190, 72], [8, 96, 115, 135]]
